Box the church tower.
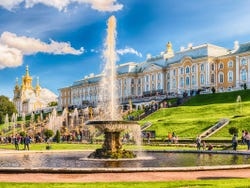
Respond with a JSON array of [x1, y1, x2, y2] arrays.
[[22, 65, 33, 90], [164, 41, 174, 59]]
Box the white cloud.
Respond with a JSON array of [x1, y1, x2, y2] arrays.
[[117, 47, 142, 57], [0, 32, 84, 55], [0, 44, 23, 69], [0, 31, 83, 69], [0, 0, 123, 12]]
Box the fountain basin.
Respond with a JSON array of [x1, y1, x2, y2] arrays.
[[0, 150, 249, 173]]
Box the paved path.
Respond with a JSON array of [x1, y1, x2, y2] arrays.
[[0, 169, 249, 182]]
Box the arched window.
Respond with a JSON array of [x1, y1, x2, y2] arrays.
[[241, 58, 247, 66], [186, 66, 190, 74], [192, 75, 195, 85], [152, 74, 154, 81], [211, 74, 215, 83], [219, 63, 224, 69], [167, 82, 170, 91], [228, 61, 233, 68], [228, 71, 233, 82], [192, 65, 196, 72], [157, 82, 161, 90], [241, 69, 247, 81], [186, 76, 190, 86], [173, 79, 176, 88], [218, 72, 224, 83], [180, 77, 184, 87], [180, 67, 184, 74], [200, 64, 204, 71], [157, 73, 161, 80], [138, 87, 141, 95], [131, 78, 134, 84], [211, 63, 215, 71], [167, 73, 170, 79], [173, 69, 176, 76], [200, 74, 205, 85]]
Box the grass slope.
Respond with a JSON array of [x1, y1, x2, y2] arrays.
[[140, 90, 250, 139]]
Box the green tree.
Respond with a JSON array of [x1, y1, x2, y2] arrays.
[[55, 130, 61, 143], [211, 87, 216, 94], [0, 96, 17, 124], [243, 83, 247, 90], [44, 129, 54, 140], [229, 127, 238, 135]]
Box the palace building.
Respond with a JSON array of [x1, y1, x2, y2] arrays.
[[58, 41, 250, 108], [13, 66, 58, 114]]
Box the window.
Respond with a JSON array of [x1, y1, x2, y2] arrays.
[[241, 58, 247, 66], [138, 87, 141, 95], [124, 79, 127, 85], [192, 65, 196, 73], [167, 82, 170, 91], [173, 69, 176, 76], [211, 74, 215, 84], [186, 76, 190, 86], [241, 69, 247, 81], [152, 84, 155, 90], [219, 72, 224, 83], [200, 74, 205, 85], [157, 83, 161, 90], [200, 64, 204, 71], [131, 79, 134, 84], [180, 77, 184, 87], [180, 67, 184, 74], [228, 61, 233, 68], [228, 71, 233, 82], [167, 73, 170, 79], [173, 79, 176, 88], [186, 67, 190, 74], [138, 78, 141, 84], [131, 87, 135, 95], [157, 73, 161, 80], [145, 75, 149, 82], [146, 85, 149, 91], [219, 63, 224, 69], [211, 64, 215, 71], [192, 75, 196, 85], [152, 75, 154, 81]]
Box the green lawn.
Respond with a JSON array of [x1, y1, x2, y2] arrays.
[[139, 100, 250, 139], [0, 179, 249, 188]]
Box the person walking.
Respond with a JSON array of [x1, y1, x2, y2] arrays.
[[14, 134, 20, 150], [24, 135, 31, 150], [196, 135, 201, 150], [232, 134, 238, 151], [245, 131, 250, 150]]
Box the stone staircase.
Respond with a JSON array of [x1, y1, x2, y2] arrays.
[[141, 122, 152, 131], [200, 118, 230, 139]]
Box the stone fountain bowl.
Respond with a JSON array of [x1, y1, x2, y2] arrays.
[[85, 120, 139, 132]]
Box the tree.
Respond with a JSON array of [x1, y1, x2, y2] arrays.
[[55, 130, 61, 143], [229, 127, 238, 136], [44, 129, 54, 140], [0, 96, 17, 124], [48, 101, 58, 107]]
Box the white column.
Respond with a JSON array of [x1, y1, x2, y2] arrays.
[[169, 70, 173, 92], [236, 56, 240, 88], [206, 62, 210, 86], [196, 65, 199, 89]]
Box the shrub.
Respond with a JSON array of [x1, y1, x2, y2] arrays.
[[55, 130, 61, 143], [44, 129, 54, 140], [229, 127, 238, 135]]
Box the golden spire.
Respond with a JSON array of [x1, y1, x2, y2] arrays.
[[166, 41, 173, 54], [14, 77, 19, 91], [26, 65, 29, 76], [36, 77, 41, 90]]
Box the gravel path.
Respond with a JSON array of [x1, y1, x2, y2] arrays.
[[0, 169, 249, 182]]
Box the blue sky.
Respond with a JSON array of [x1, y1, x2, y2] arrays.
[[0, 0, 250, 99]]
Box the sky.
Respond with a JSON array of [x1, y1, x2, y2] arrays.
[[0, 0, 250, 99]]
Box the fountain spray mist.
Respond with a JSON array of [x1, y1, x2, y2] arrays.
[[99, 15, 120, 120]]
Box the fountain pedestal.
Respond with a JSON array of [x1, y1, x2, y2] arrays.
[[86, 121, 140, 159]]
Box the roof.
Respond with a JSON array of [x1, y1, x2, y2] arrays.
[[233, 42, 250, 54]]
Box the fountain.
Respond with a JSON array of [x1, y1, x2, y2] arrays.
[[86, 16, 140, 159], [235, 95, 243, 116]]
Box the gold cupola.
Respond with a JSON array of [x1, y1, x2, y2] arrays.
[[14, 77, 19, 91], [22, 65, 33, 90], [166, 41, 173, 54]]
